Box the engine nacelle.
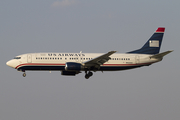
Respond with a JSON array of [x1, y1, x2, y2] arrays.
[[65, 62, 82, 71], [61, 71, 76, 76]]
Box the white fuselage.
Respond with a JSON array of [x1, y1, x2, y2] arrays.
[[6, 52, 160, 72]]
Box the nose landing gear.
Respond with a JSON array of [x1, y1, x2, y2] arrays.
[[85, 71, 93, 79], [22, 72, 26, 77], [19, 69, 26, 77]]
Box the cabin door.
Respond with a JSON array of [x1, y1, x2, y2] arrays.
[[27, 54, 32, 63], [79, 51, 83, 63], [135, 55, 140, 64]]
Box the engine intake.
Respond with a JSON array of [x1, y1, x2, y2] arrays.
[[65, 62, 82, 71]]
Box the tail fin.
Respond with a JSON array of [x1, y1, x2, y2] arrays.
[[128, 27, 165, 54]]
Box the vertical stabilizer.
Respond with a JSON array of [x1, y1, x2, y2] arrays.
[[128, 27, 165, 54]]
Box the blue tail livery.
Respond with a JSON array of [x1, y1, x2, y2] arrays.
[[128, 27, 165, 54]]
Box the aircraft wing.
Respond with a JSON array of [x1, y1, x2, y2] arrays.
[[83, 51, 117, 68]]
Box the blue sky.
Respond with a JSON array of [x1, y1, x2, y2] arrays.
[[0, 0, 179, 120]]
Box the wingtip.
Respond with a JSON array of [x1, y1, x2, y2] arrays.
[[109, 51, 117, 53], [169, 50, 174, 52]]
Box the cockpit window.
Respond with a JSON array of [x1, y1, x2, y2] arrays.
[[14, 57, 21, 59]]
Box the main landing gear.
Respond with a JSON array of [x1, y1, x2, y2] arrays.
[[85, 71, 93, 79]]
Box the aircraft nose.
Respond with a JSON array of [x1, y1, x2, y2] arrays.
[[6, 60, 11, 66], [6, 60, 16, 68]]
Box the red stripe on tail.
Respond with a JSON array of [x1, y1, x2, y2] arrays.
[[156, 27, 165, 32]]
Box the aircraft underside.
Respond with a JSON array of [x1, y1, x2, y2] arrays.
[[17, 65, 143, 71], [17, 65, 144, 79]]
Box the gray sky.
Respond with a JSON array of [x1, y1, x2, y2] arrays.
[[1, 0, 179, 120]]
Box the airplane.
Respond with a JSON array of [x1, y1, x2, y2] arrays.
[[6, 27, 173, 79]]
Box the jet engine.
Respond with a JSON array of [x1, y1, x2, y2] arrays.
[[65, 62, 82, 71]]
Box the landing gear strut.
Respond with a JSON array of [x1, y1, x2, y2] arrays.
[[22, 72, 26, 77], [85, 71, 93, 79]]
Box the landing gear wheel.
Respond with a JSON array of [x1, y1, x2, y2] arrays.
[[85, 71, 93, 79], [88, 71, 93, 76], [23, 73, 26, 77], [85, 74, 89, 79]]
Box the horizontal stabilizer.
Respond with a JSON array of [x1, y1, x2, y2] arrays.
[[150, 50, 173, 59]]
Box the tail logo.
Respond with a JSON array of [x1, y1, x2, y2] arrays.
[[149, 40, 159, 47]]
